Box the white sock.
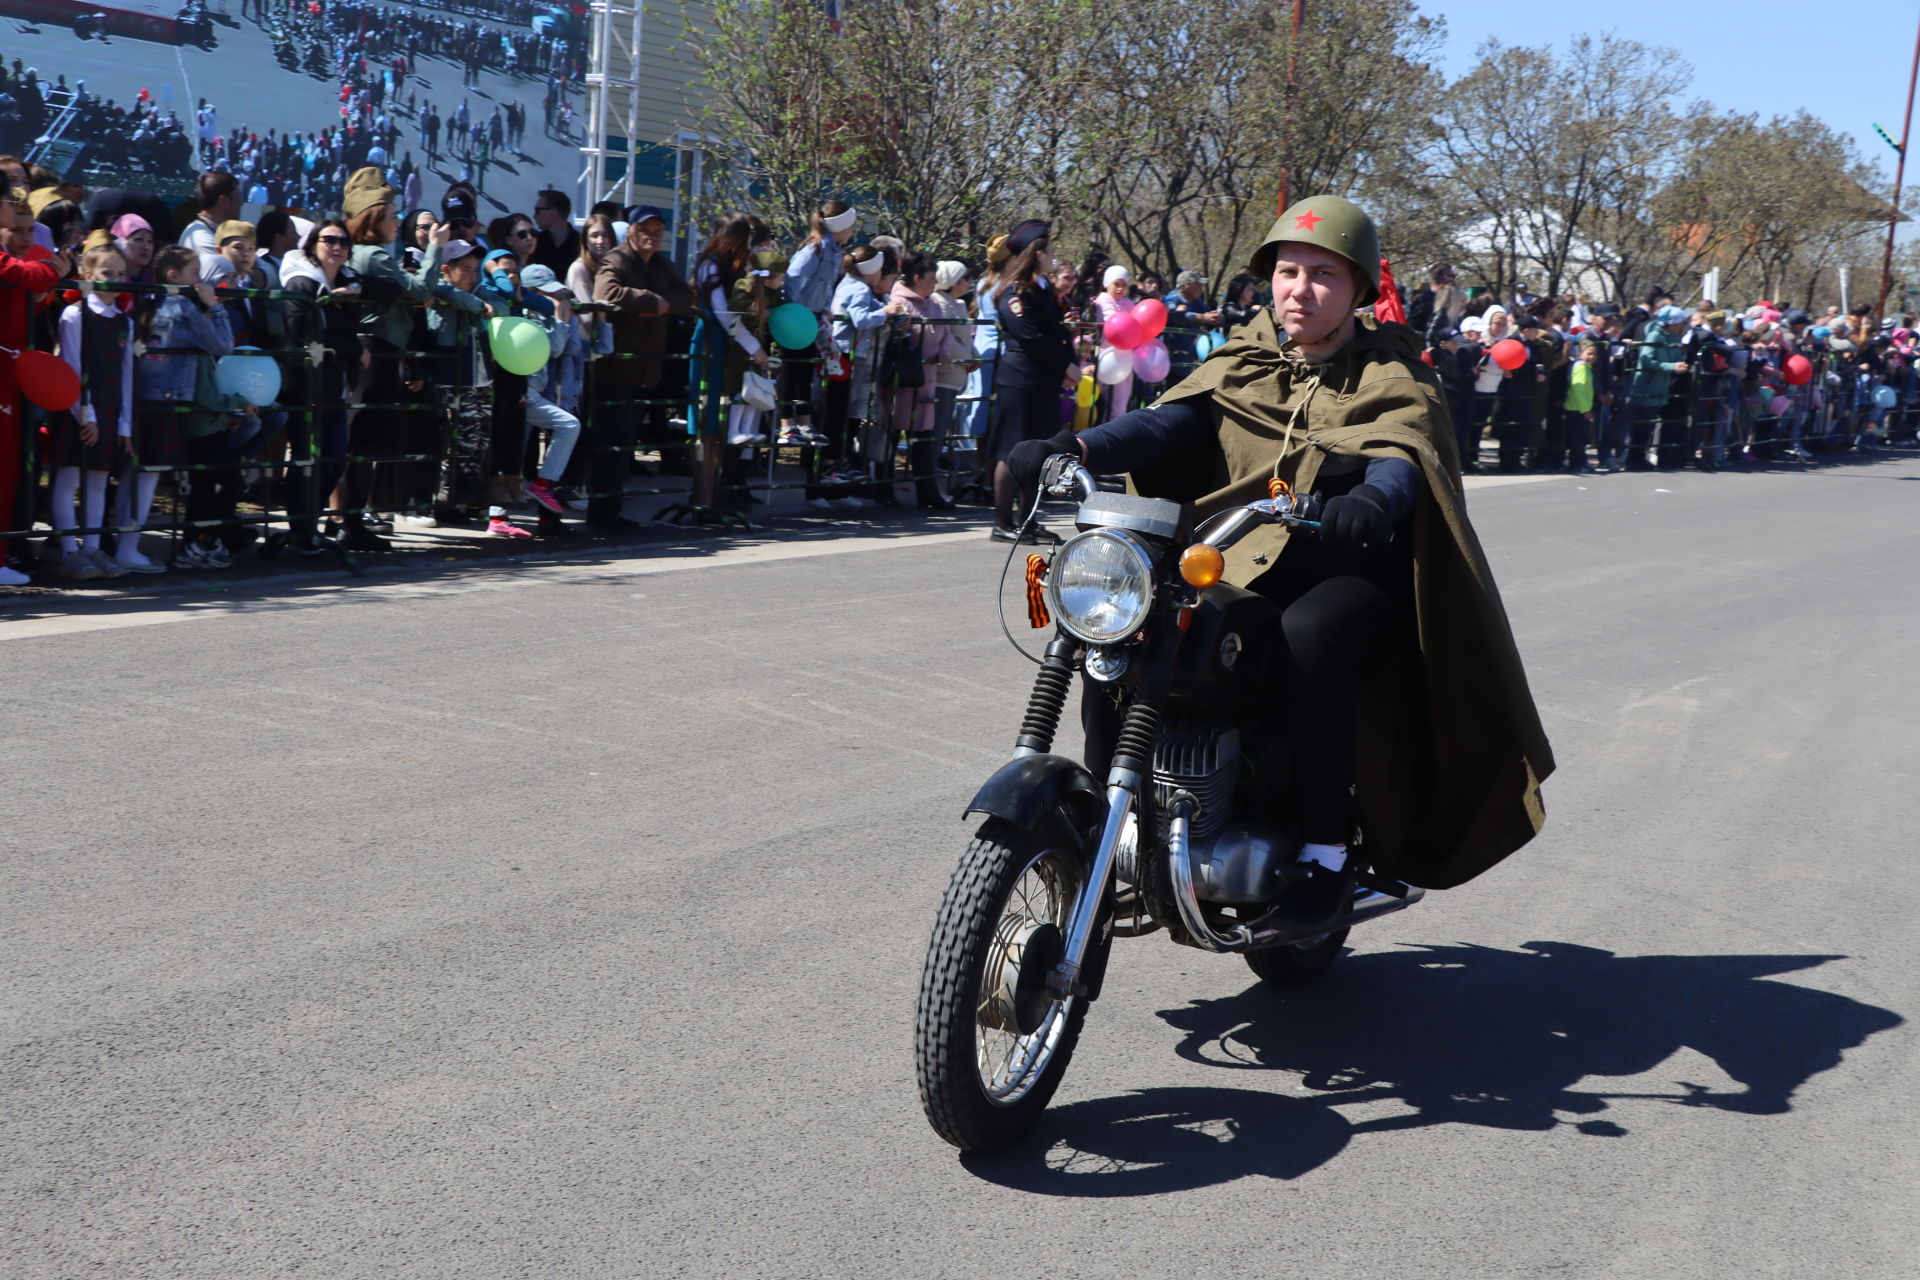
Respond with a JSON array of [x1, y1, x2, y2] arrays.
[[115, 473, 160, 563], [51, 466, 81, 555], [81, 470, 109, 552], [1300, 842, 1348, 872]]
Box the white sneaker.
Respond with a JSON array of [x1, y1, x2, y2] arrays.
[[399, 514, 439, 527], [0, 564, 29, 586], [83, 549, 128, 579], [57, 551, 103, 581], [807, 497, 833, 510]]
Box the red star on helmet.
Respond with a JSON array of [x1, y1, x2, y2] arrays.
[[1294, 209, 1323, 231]]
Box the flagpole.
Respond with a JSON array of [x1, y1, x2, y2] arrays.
[[1875, 12, 1920, 320], [1278, 0, 1305, 214]]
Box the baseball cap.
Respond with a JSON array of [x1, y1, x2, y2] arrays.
[[216, 219, 255, 245], [1654, 305, 1689, 326], [1175, 269, 1208, 288], [1516, 313, 1544, 329], [441, 239, 478, 263], [1783, 308, 1810, 325], [623, 204, 669, 228], [519, 262, 570, 294], [1430, 325, 1460, 342], [1589, 302, 1621, 318], [443, 191, 477, 224], [1459, 315, 1486, 335]]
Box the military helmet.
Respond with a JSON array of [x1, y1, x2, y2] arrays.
[[1249, 195, 1381, 306]]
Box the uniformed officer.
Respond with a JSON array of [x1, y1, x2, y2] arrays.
[[983, 219, 1080, 542]]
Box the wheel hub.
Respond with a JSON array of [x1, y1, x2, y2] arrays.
[[985, 919, 1064, 1037]]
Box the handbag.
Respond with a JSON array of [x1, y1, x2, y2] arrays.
[[881, 326, 925, 389], [740, 367, 778, 412]]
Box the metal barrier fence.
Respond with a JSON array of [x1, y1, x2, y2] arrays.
[[2, 273, 1913, 581]]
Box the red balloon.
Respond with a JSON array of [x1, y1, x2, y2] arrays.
[[1490, 338, 1528, 371], [1783, 354, 1813, 386], [1104, 311, 1144, 351], [16, 350, 81, 412], [1132, 298, 1168, 341]]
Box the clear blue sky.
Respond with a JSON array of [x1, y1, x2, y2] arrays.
[[1428, 4, 1920, 238]]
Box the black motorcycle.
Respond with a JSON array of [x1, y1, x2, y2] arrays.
[[913, 455, 1427, 1154]]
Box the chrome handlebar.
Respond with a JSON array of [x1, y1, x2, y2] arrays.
[[1037, 453, 1324, 556]]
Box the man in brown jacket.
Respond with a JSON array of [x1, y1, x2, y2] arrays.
[[589, 205, 692, 529]]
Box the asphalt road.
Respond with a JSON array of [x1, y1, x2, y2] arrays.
[[7, 6, 578, 221], [4, 458, 1917, 1278]]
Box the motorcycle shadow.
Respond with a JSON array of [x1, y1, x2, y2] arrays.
[[964, 940, 1901, 1196]]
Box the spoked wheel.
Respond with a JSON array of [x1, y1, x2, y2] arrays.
[[915, 817, 1104, 1153], [1245, 925, 1350, 986]]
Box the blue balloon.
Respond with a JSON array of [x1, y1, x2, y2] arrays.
[[1874, 385, 1898, 408], [214, 348, 281, 407]]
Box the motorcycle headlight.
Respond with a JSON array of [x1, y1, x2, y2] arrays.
[[1045, 529, 1156, 644]]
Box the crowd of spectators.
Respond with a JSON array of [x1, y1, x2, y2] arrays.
[[0, 144, 1913, 587]]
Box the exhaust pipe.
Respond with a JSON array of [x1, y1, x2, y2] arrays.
[[1242, 883, 1427, 951]]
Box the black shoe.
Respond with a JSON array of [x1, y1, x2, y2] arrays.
[[337, 523, 390, 551], [587, 515, 644, 533], [917, 494, 957, 511], [1274, 862, 1356, 929], [990, 523, 1060, 545], [535, 516, 577, 538]]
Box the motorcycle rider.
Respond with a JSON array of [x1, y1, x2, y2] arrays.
[[1010, 195, 1553, 925]]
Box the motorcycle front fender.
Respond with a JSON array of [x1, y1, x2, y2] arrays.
[[964, 753, 1106, 850]]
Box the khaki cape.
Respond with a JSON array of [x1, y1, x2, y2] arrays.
[[1136, 310, 1555, 889]]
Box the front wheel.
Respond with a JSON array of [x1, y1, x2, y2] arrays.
[[915, 817, 1102, 1153]]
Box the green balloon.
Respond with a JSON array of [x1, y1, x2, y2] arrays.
[[487, 315, 550, 377], [769, 302, 819, 350]]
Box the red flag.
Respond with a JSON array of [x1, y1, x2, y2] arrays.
[[1374, 258, 1407, 325]]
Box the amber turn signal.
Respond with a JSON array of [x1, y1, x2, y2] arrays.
[[1179, 544, 1225, 588]]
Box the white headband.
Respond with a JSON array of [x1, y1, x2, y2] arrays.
[[854, 254, 884, 277], [823, 208, 858, 234]]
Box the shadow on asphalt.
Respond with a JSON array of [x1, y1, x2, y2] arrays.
[[0, 505, 996, 621], [963, 941, 1900, 1196]]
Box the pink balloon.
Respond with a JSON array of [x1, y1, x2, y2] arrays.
[[1132, 298, 1168, 341], [1104, 311, 1144, 351], [1490, 338, 1527, 371], [1768, 394, 1791, 416], [1132, 338, 1170, 383]]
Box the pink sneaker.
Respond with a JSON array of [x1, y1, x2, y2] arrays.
[[525, 477, 565, 515], [487, 516, 532, 539]]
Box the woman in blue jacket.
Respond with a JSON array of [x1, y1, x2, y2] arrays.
[[781, 200, 857, 445]]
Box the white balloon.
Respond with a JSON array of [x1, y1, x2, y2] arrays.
[[1133, 339, 1171, 383], [1096, 346, 1135, 385]]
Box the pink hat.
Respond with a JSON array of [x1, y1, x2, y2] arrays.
[[109, 213, 152, 239]]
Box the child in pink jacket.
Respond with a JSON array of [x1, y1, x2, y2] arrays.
[[886, 254, 953, 508], [1093, 264, 1136, 422]]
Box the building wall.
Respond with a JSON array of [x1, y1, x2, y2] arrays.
[[589, 0, 718, 206]]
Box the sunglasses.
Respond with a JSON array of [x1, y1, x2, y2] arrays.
[[511, 228, 535, 239], [318, 234, 351, 246]]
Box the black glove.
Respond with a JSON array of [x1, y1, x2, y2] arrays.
[[1318, 484, 1391, 553], [1007, 426, 1082, 497]]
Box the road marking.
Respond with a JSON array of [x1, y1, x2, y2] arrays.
[[0, 528, 992, 641]]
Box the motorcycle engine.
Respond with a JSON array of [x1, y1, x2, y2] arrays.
[[1150, 721, 1240, 842]]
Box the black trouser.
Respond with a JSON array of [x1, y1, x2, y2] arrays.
[[1081, 517, 1410, 847], [807, 374, 856, 500], [1445, 388, 1478, 469], [1628, 402, 1661, 465], [1494, 392, 1533, 472], [586, 378, 640, 524], [343, 345, 406, 524], [185, 430, 244, 541]]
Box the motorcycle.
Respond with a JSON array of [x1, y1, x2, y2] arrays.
[[913, 454, 1428, 1154]]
